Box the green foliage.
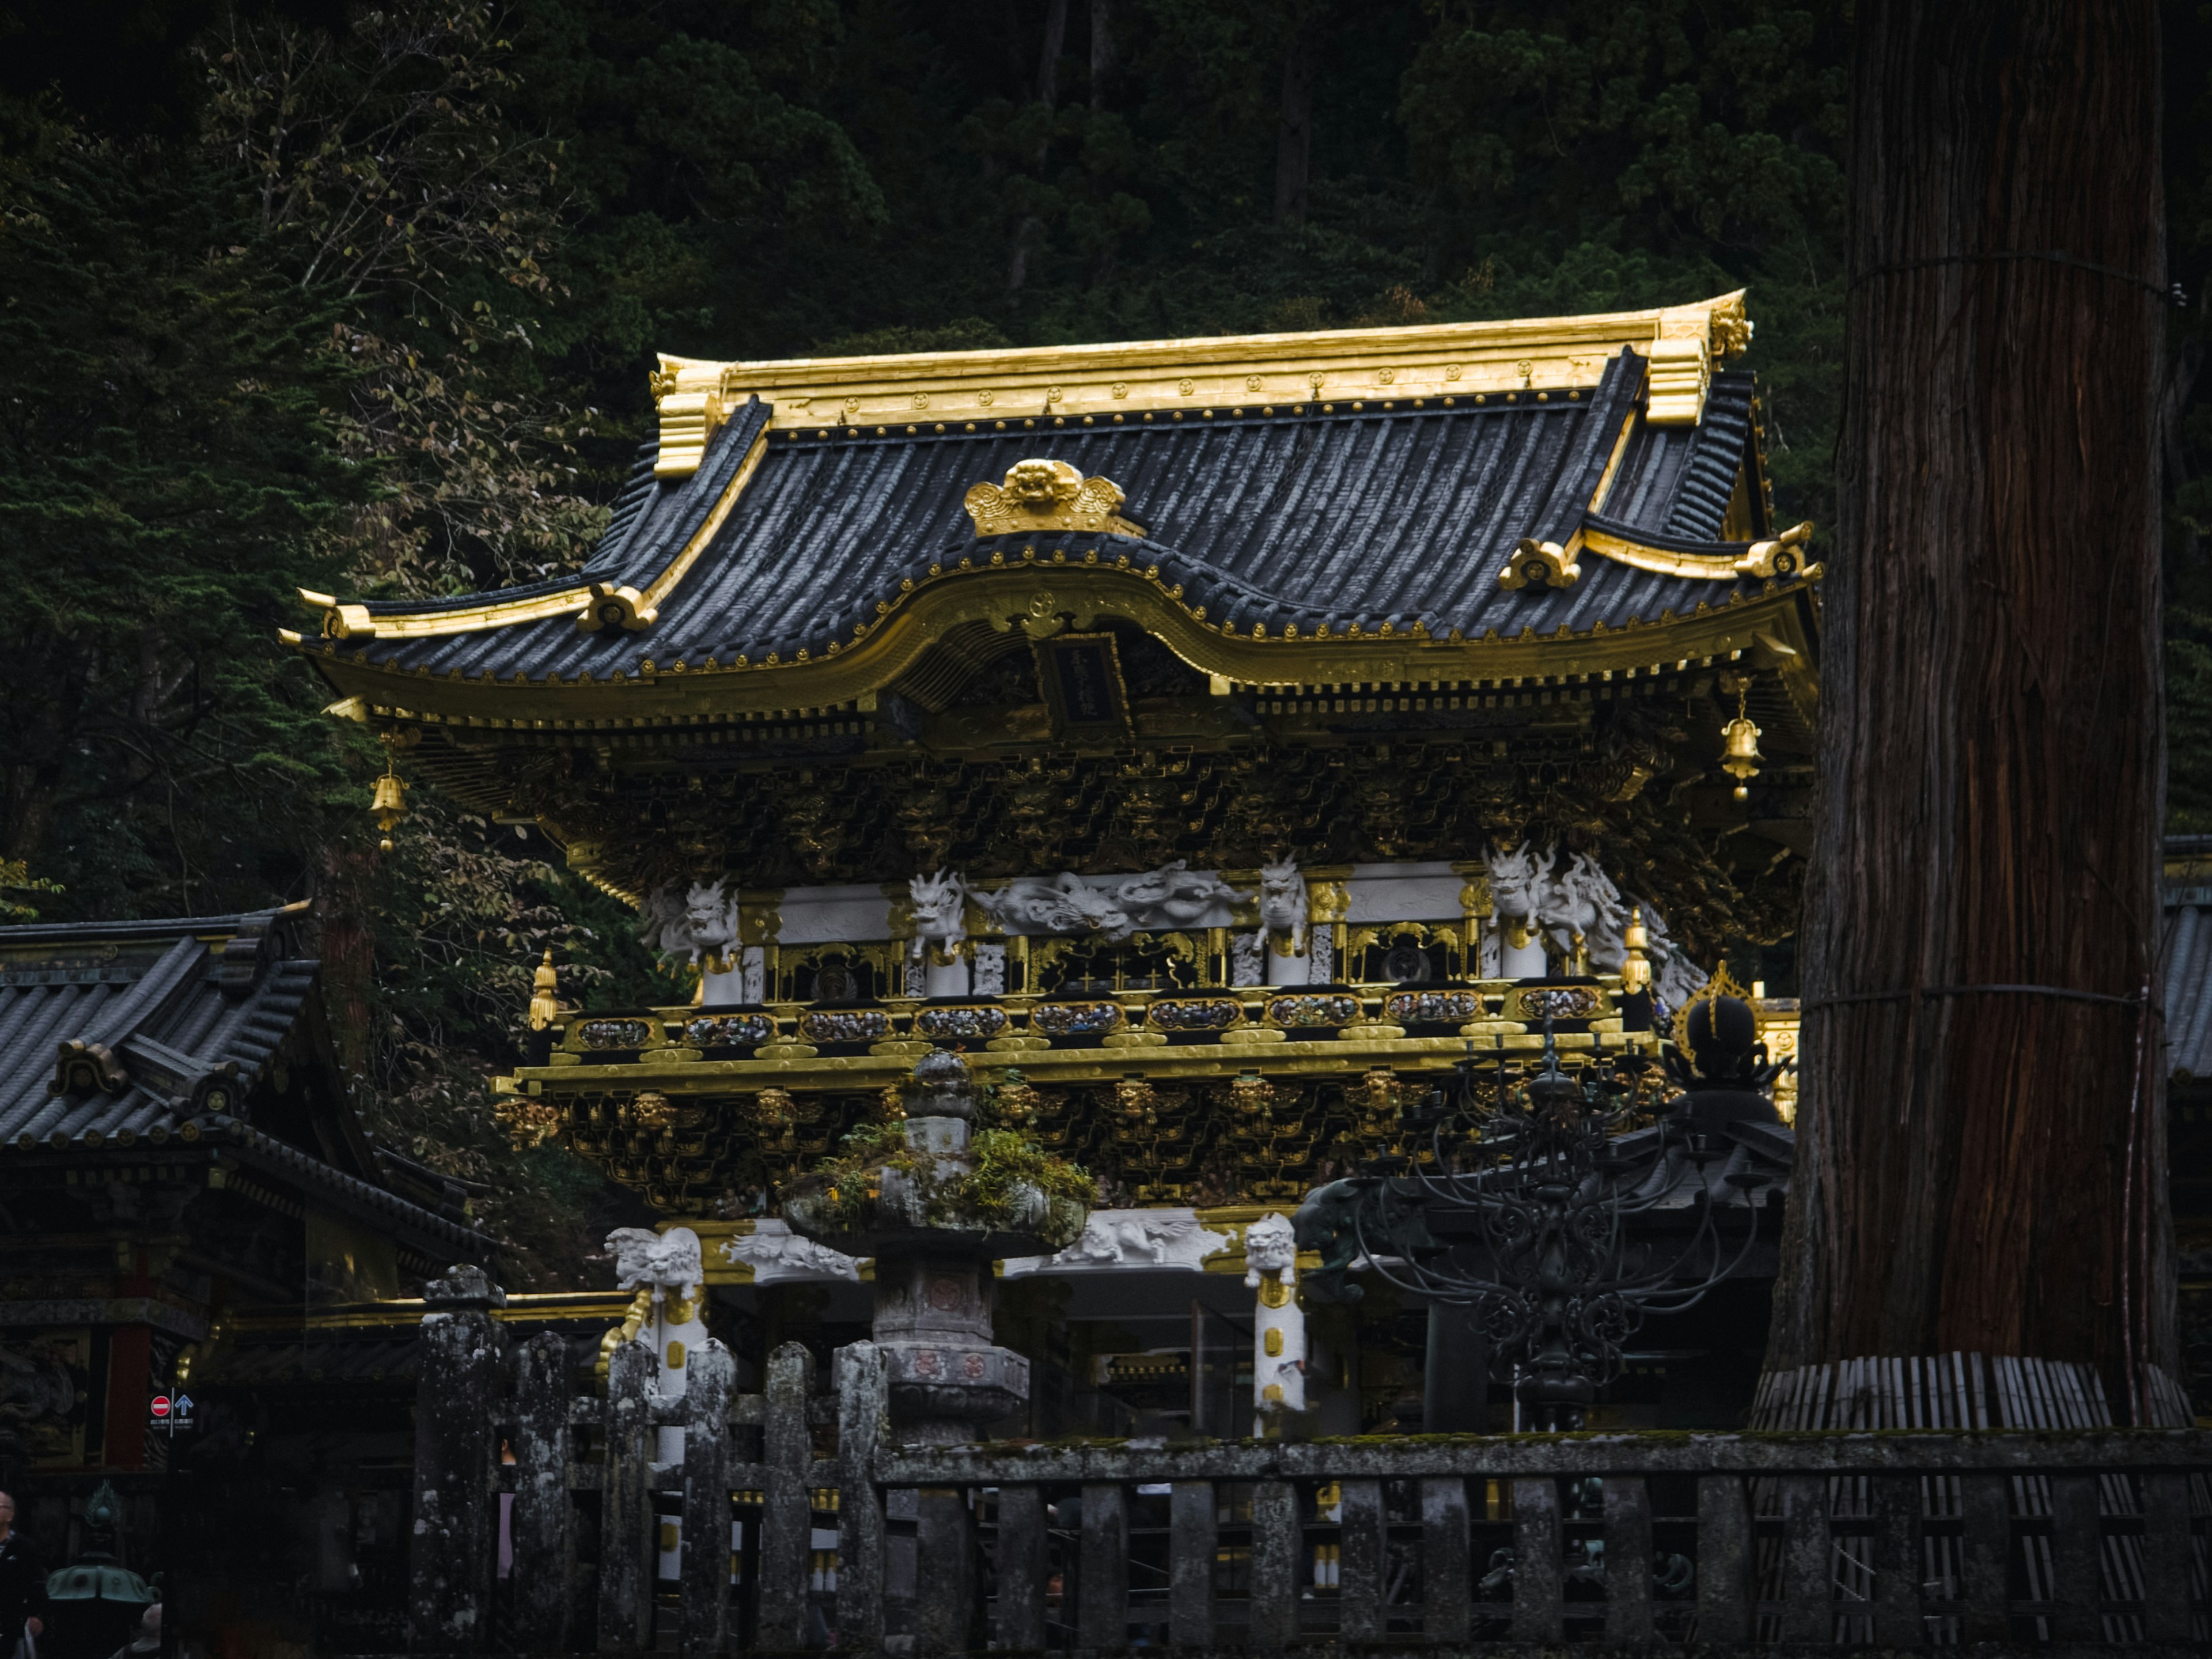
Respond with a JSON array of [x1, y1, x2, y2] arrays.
[[0, 859, 61, 923], [0, 131, 361, 911], [957, 1128, 1099, 1231], [806, 1120, 1094, 1247]]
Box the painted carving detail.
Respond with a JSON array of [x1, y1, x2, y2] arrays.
[[1245, 1211, 1307, 1417]]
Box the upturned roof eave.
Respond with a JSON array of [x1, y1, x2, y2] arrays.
[[297, 563, 1821, 731]]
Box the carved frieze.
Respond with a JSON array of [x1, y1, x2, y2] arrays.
[[1001, 1208, 1232, 1277]]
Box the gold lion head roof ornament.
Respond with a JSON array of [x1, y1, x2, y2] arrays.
[[963, 458, 1146, 539]]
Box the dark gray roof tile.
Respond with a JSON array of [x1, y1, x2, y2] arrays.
[[316, 349, 1797, 685]]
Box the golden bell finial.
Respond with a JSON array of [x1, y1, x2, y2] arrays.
[[1620, 907, 1652, 994], [370, 767, 410, 851], [528, 948, 560, 1031], [1721, 684, 1764, 801]]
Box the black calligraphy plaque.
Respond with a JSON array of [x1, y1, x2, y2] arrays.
[[1036, 632, 1131, 736]]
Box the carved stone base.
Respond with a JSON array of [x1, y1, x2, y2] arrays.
[[882, 1340, 1031, 1425]]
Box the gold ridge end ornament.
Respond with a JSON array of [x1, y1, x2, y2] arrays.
[[1721, 685, 1764, 801], [1735, 520, 1816, 579], [576, 581, 657, 634], [963, 459, 1147, 540], [1498, 537, 1581, 590]]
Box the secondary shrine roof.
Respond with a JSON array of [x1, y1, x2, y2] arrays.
[[0, 907, 487, 1256], [290, 292, 1817, 712]]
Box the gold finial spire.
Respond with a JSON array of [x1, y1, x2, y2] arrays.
[[528, 948, 560, 1031], [1620, 907, 1651, 994]]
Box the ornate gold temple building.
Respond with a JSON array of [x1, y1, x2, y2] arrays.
[[291, 291, 1810, 1430]]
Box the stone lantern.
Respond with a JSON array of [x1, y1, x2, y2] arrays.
[[783, 1049, 1086, 1443]]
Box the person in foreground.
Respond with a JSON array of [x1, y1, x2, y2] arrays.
[[0, 1493, 46, 1659]]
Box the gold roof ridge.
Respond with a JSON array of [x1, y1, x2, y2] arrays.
[[652, 290, 1752, 473]]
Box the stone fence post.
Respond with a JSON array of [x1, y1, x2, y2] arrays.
[[408, 1266, 507, 1655]]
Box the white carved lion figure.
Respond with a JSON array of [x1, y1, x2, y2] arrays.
[[1488, 842, 1557, 937], [907, 869, 969, 968], [682, 881, 743, 969], [1249, 856, 1308, 956], [1243, 1212, 1300, 1289], [608, 1225, 704, 1293]]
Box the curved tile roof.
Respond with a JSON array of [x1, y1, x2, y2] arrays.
[[316, 350, 1805, 686], [0, 908, 489, 1256]]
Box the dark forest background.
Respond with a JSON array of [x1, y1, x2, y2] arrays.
[[0, 0, 2205, 1286]]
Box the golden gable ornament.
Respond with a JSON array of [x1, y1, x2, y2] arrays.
[[963, 459, 1146, 539]]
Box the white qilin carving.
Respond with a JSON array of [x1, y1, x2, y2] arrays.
[[1540, 852, 1628, 967], [1481, 842, 1709, 1010], [718, 1219, 862, 1284], [609, 1224, 705, 1294], [907, 869, 969, 970], [980, 862, 1240, 941], [1004, 1209, 1230, 1275]]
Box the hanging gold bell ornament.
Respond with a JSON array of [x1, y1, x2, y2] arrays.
[[1721, 686, 1764, 801], [370, 767, 410, 851]]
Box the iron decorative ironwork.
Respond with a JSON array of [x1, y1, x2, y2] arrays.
[[1297, 1019, 1772, 1430]]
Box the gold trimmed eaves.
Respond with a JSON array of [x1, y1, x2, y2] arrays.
[[302, 558, 1819, 732], [290, 428, 769, 643], [1499, 522, 1817, 592]]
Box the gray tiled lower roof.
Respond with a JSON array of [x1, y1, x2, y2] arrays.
[[0, 908, 493, 1258], [2168, 900, 2212, 1080]]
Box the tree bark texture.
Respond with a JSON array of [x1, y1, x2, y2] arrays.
[[1770, 0, 2177, 1413], [1274, 21, 1318, 226]]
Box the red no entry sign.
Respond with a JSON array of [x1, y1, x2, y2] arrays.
[[149, 1395, 171, 1418]]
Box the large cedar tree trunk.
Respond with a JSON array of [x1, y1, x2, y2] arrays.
[[1769, 0, 2179, 1416]]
